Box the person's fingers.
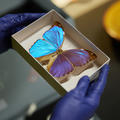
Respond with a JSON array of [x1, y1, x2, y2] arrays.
[[0, 25, 26, 53], [92, 64, 109, 93], [87, 64, 109, 98], [0, 13, 45, 53], [12, 13, 45, 25], [87, 80, 96, 94], [72, 76, 90, 97], [12, 25, 25, 33], [0, 13, 45, 31]]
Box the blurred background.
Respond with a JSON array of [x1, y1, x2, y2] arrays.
[[0, 0, 120, 120]]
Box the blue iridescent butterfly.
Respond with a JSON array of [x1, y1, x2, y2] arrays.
[[29, 22, 96, 78]]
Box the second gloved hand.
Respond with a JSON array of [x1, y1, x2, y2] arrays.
[[0, 13, 45, 53], [50, 64, 109, 120]]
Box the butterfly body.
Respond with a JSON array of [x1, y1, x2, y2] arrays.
[[55, 49, 63, 54], [29, 22, 97, 82]]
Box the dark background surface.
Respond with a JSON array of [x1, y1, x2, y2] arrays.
[[76, 0, 120, 120], [0, 0, 120, 120]]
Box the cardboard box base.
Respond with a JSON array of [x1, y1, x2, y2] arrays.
[[12, 10, 110, 95]]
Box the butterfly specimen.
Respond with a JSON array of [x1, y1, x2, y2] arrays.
[[29, 22, 97, 79]]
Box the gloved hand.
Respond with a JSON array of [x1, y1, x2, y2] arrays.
[[51, 64, 109, 120], [0, 13, 45, 53]]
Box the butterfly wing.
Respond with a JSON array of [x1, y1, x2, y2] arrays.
[[48, 54, 74, 77], [29, 25, 64, 58], [48, 49, 96, 78], [63, 49, 97, 66], [43, 26, 64, 49], [29, 39, 57, 58]]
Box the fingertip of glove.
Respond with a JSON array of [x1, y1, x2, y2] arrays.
[[77, 76, 90, 87], [73, 76, 90, 94], [102, 64, 110, 72], [80, 76, 90, 81], [23, 13, 46, 18], [103, 64, 109, 69]]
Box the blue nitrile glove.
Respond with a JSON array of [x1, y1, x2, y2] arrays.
[[0, 13, 45, 53], [51, 64, 109, 120]]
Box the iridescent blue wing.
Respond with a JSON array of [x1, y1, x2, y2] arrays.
[[29, 39, 57, 58], [43, 26, 64, 49], [29, 25, 64, 58]]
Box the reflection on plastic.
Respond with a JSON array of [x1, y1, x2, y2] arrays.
[[28, 68, 40, 83]]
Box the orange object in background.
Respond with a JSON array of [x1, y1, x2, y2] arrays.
[[103, 1, 120, 41]]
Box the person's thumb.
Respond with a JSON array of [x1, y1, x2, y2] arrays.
[[71, 76, 90, 97]]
